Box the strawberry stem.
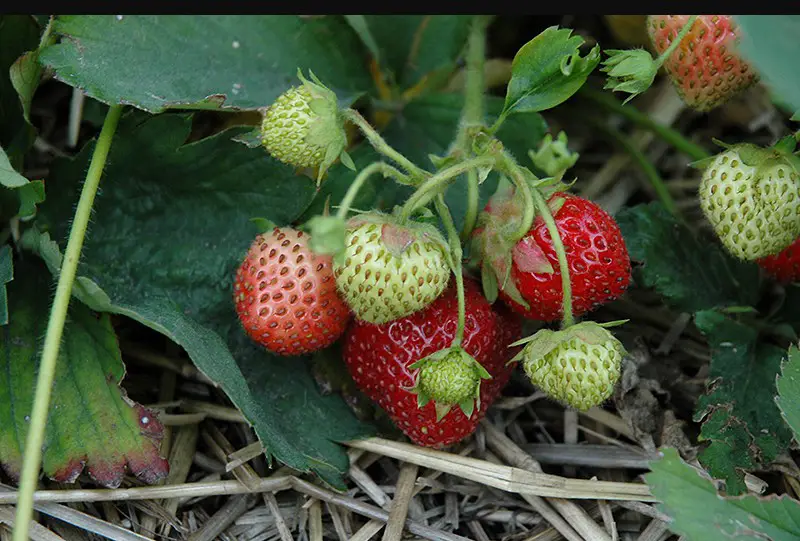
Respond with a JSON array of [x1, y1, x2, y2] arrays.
[[530, 187, 575, 328], [434, 194, 466, 346], [13, 105, 124, 541], [399, 155, 496, 222], [652, 15, 699, 70], [495, 152, 536, 243], [336, 162, 408, 220], [342, 108, 429, 181], [458, 17, 490, 242]]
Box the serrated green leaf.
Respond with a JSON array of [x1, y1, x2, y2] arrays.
[[616, 203, 760, 313], [0, 258, 169, 487], [500, 26, 600, 120], [735, 16, 800, 113], [0, 245, 12, 326], [693, 310, 793, 495], [0, 15, 39, 165], [35, 111, 373, 487], [776, 345, 800, 443], [362, 16, 472, 91], [40, 15, 374, 113], [647, 447, 800, 541]]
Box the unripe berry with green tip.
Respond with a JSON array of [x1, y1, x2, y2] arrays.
[[260, 70, 352, 180], [698, 142, 800, 261], [334, 213, 451, 324], [512, 322, 625, 411]]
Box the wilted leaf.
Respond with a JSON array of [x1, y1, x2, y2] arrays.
[[499, 26, 600, 121], [40, 15, 374, 113], [647, 447, 800, 541], [693, 310, 793, 495], [776, 345, 800, 443], [0, 15, 39, 164], [0, 258, 168, 487], [36, 111, 373, 487], [616, 203, 760, 313]]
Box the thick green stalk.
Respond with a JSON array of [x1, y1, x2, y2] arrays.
[[434, 194, 465, 346], [399, 156, 495, 222], [578, 86, 711, 162], [336, 162, 407, 220], [530, 188, 574, 329], [342, 108, 428, 181], [13, 105, 124, 541]]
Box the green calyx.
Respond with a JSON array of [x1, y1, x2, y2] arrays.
[[333, 212, 451, 324], [528, 131, 579, 181], [511, 321, 627, 411], [260, 69, 353, 182], [408, 347, 492, 421], [600, 49, 658, 104]]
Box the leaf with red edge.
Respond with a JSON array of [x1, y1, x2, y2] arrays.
[[0, 258, 168, 487]]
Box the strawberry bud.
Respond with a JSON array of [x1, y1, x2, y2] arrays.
[[600, 48, 659, 103]]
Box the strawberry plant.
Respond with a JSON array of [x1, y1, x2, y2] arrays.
[[2, 13, 800, 541]]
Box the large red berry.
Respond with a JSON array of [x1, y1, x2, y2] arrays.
[[234, 228, 351, 356], [342, 278, 520, 448], [757, 237, 800, 284], [647, 15, 759, 111], [474, 191, 631, 322]]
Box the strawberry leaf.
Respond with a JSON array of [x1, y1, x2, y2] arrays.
[[0, 258, 168, 487], [616, 202, 760, 313], [776, 345, 800, 443], [35, 111, 373, 488], [0, 15, 39, 164], [646, 447, 800, 541], [39, 15, 374, 113], [693, 310, 793, 495], [500, 26, 600, 120], [0, 144, 44, 221]]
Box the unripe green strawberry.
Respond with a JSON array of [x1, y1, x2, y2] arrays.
[[260, 70, 350, 180], [334, 213, 451, 324], [512, 322, 625, 411], [699, 143, 800, 260]]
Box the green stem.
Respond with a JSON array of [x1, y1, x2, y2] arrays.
[[336, 162, 407, 220], [460, 169, 480, 241], [494, 153, 536, 242], [530, 188, 574, 329], [399, 156, 495, 222], [434, 194, 465, 346], [652, 15, 699, 70], [578, 86, 711, 162], [342, 108, 428, 181], [13, 105, 123, 541], [588, 117, 682, 219]]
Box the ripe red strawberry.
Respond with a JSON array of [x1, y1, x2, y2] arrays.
[[342, 278, 521, 448], [757, 237, 800, 284], [647, 15, 759, 111], [234, 227, 351, 356], [473, 190, 631, 322]]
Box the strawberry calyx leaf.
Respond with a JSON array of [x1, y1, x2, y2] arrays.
[[509, 321, 627, 366]]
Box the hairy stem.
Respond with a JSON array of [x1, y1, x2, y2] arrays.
[[577, 86, 710, 162], [460, 169, 480, 242], [342, 108, 428, 180], [435, 194, 465, 346], [652, 15, 699, 70], [399, 156, 495, 222], [494, 153, 536, 242], [13, 105, 124, 541], [336, 162, 408, 220], [530, 188, 574, 328], [587, 117, 682, 218]]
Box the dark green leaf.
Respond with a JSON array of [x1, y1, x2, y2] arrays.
[[344, 16, 382, 65], [36, 111, 373, 487], [776, 345, 800, 443], [616, 203, 760, 313], [735, 16, 800, 112], [0, 245, 12, 325], [40, 15, 374, 113], [0, 144, 43, 220], [693, 310, 793, 495], [0, 15, 39, 164], [646, 447, 800, 541], [0, 258, 169, 487], [500, 26, 600, 119], [10, 17, 52, 125], [362, 16, 472, 90]]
